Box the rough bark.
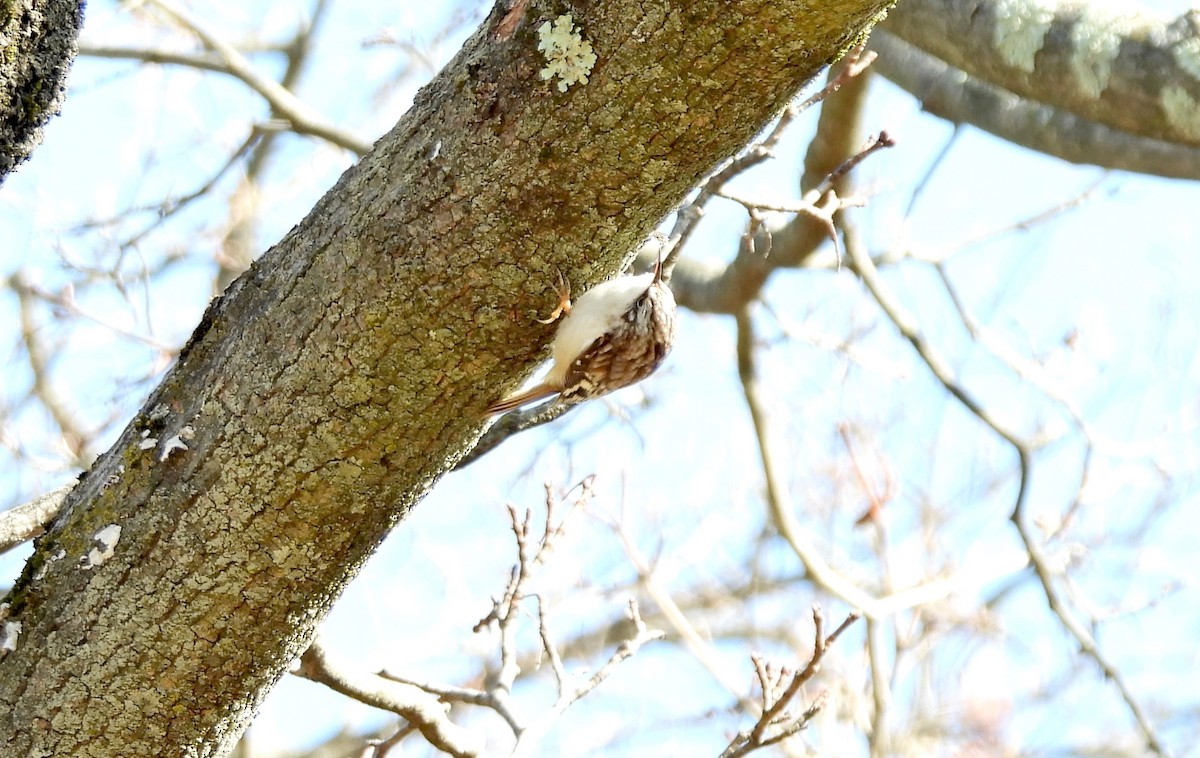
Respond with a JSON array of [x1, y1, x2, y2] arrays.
[[0, 0, 84, 183], [869, 29, 1200, 179], [874, 0, 1200, 178], [0, 1, 894, 755]]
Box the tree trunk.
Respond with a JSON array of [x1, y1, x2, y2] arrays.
[[0, 0, 84, 183], [0, 1, 894, 755]]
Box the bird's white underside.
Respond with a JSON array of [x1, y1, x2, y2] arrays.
[[545, 272, 656, 387]]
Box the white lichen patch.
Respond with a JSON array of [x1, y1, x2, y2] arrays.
[[1, 621, 20, 653], [1161, 85, 1200, 141], [992, 0, 1056, 73], [82, 524, 122, 569], [158, 425, 194, 462], [1069, 8, 1137, 98], [1173, 37, 1200, 82], [537, 14, 597, 92], [158, 436, 187, 461], [139, 429, 158, 450]]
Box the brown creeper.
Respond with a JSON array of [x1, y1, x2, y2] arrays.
[[486, 266, 677, 415]]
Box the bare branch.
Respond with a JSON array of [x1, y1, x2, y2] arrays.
[[794, 45, 877, 113], [68, 129, 264, 258], [79, 44, 231, 74], [10, 273, 93, 466], [133, 0, 372, 154], [10, 274, 176, 355], [456, 399, 580, 469], [512, 599, 664, 758], [557, 599, 664, 712], [721, 606, 861, 757], [536, 597, 568, 701], [296, 641, 485, 758], [0, 484, 72, 555], [840, 223, 1172, 756], [610, 516, 762, 712], [865, 618, 891, 757], [843, 225, 1028, 450], [375, 672, 496, 709], [656, 45, 879, 282], [906, 175, 1110, 265], [374, 476, 644, 755], [1012, 520, 1172, 756], [735, 306, 1028, 618], [812, 130, 894, 196]]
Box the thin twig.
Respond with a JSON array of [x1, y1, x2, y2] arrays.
[[376, 673, 498, 708], [370, 724, 415, 758], [519, 614, 662, 755], [712, 131, 892, 271], [140, 0, 371, 154], [79, 44, 231, 73], [838, 423, 894, 528], [554, 600, 663, 713], [735, 307, 1026, 618], [456, 399, 580, 469], [841, 222, 1171, 756], [929, 261, 1109, 540], [910, 174, 1110, 264], [843, 225, 1027, 450], [722, 606, 861, 757], [536, 596, 568, 700], [793, 46, 877, 114], [610, 517, 761, 713], [511, 600, 664, 758], [69, 129, 264, 256], [296, 641, 485, 758], [1013, 517, 1172, 756], [11, 274, 94, 464], [11, 275, 176, 354], [811, 130, 895, 197], [903, 125, 962, 221], [453, 477, 648, 753], [655, 46, 879, 281]]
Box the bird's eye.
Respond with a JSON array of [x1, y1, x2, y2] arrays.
[[624, 293, 650, 323]]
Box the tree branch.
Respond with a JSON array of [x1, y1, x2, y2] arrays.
[[0, 485, 71, 555], [721, 606, 860, 757], [882, 0, 1200, 150], [121, 0, 372, 155], [841, 222, 1172, 757], [0, 0, 85, 181], [296, 641, 484, 758]]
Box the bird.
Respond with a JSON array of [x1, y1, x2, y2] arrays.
[[486, 265, 677, 415]]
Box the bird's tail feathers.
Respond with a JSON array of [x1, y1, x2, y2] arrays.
[[485, 384, 559, 415]]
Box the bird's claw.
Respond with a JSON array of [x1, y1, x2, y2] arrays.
[[536, 271, 572, 324]]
